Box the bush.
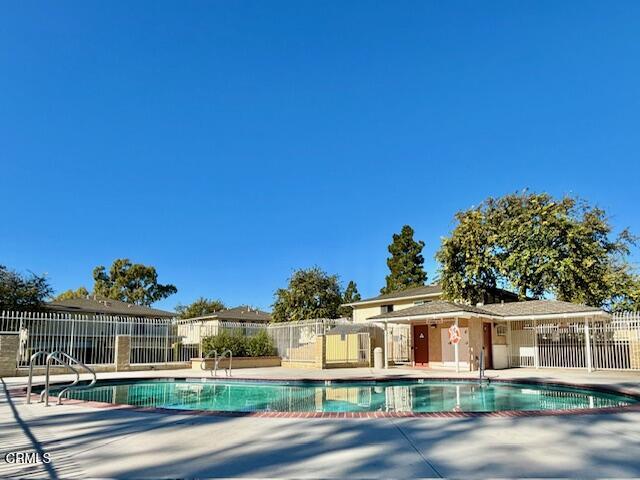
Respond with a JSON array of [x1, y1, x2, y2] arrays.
[[201, 329, 276, 358], [246, 330, 277, 357], [202, 330, 247, 357]]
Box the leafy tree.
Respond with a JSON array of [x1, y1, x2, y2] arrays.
[[0, 265, 53, 311], [339, 280, 362, 319], [54, 286, 90, 301], [610, 274, 640, 312], [381, 225, 427, 294], [93, 258, 177, 306], [435, 209, 498, 303], [176, 297, 226, 319], [436, 191, 637, 308], [272, 267, 343, 322]]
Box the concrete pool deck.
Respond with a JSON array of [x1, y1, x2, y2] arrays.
[[2, 367, 640, 478]]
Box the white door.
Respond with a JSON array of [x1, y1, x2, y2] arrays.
[[441, 327, 469, 367]]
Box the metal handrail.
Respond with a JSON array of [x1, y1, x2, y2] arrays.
[[478, 349, 486, 382], [42, 351, 97, 406], [26, 351, 48, 404], [200, 349, 232, 377]]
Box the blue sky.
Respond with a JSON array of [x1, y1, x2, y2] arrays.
[[2, 1, 639, 311]]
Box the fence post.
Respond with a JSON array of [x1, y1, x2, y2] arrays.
[[289, 324, 293, 354], [506, 321, 512, 368], [115, 335, 131, 372], [383, 322, 389, 369], [165, 327, 169, 363], [314, 334, 326, 369], [454, 317, 460, 373], [0, 333, 19, 377], [584, 318, 593, 373], [533, 319, 540, 369]]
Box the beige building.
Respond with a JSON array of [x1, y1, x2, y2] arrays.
[[345, 285, 519, 323], [343, 285, 608, 371]]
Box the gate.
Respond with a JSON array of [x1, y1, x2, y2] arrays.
[[507, 313, 640, 371]]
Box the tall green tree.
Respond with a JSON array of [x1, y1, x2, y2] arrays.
[[272, 267, 343, 322], [436, 191, 637, 308], [339, 280, 362, 319], [381, 225, 427, 294], [176, 297, 226, 319], [54, 286, 90, 301], [435, 209, 498, 303], [93, 258, 177, 306], [0, 265, 53, 311]]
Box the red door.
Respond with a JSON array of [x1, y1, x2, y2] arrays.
[[413, 325, 429, 366], [482, 323, 493, 369]]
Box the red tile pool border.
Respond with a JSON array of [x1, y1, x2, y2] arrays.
[[11, 376, 640, 419]]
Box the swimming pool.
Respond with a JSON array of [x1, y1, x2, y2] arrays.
[[45, 379, 639, 415]]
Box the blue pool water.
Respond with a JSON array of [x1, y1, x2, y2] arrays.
[[49, 379, 638, 414]]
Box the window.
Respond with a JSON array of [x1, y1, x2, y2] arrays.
[[381, 304, 394, 314]]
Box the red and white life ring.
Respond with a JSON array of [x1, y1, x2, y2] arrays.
[[448, 325, 462, 345]]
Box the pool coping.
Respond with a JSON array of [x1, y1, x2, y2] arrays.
[[11, 375, 640, 419]]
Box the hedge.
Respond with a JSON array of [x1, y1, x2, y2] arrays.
[[201, 329, 277, 358]]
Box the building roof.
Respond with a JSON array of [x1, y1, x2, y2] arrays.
[[46, 297, 176, 319], [183, 306, 272, 323], [479, 300, 604, 317], [368, 301, 489, 320], [344, 284, 521, 307], [369, 299, 606, 321], [344, 285, 443, 306]]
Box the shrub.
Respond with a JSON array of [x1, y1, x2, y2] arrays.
[[202, 330, 247, 357], [246, 330, 277, 357], [201, 329, 276, 358]]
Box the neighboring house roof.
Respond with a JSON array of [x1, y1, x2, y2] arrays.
[[46, 297, 175, 319], [181, 306, 272, 323], [369, 299, 607, 321]]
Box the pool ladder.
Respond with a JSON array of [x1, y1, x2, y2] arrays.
[[200, 349, 232, 377], [26, 350, 97, 406]]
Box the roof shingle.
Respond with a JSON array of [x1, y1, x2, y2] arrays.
[[479, 300, 603, 317], [47, 297, 175, 318], [368, 301, 488, 320], [354, 285, 443, 304], [368, 299, 605, 321]]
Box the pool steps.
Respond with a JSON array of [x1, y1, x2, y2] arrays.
[[200, 349, 233, 377], [26, 350, 96, 406]]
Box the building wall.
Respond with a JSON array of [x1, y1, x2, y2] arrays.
[[408, 318, 494, 371]]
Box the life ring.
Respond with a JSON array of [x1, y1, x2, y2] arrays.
[[448, 325, 462, 345]]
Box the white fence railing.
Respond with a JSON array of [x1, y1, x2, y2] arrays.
[[0, 311, 182, 367], [176, 318, 357, 363], [507, 312, 640, 371], [4, 310, 638, 371], [386, 324, 411, 363], [0, 311, 364, 369]]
